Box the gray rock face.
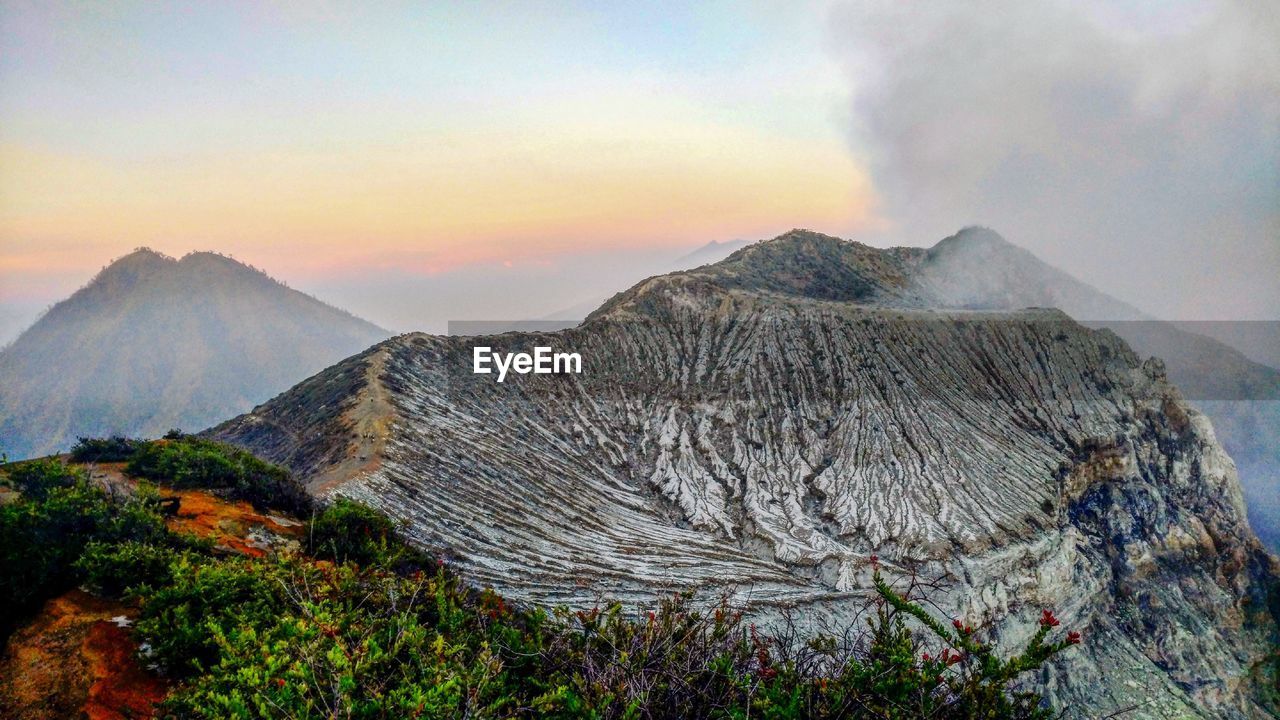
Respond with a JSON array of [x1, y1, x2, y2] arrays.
[[914, 227, 1280, 555], [212, 230, 1279, 719]]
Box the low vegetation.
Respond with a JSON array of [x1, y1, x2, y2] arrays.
[[69, 434, 147, 463], [0, 458, 177, 639], [1, 439, 1083, 719], [124, 434, 313, 515]]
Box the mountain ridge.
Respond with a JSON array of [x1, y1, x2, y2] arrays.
[[598, 226, 1280, 550], [212, 227, 1279, 718]]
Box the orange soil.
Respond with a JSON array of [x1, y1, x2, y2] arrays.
[[83, 620, 170, 720], [0, 591, 168, 720], [164, 486, 303, 556], [87, 461, 304, 556]]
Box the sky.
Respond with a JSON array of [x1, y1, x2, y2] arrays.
[[0, 0, 1275, 338]]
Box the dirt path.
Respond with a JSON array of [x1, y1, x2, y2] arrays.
[[310, 344, 395, 494]]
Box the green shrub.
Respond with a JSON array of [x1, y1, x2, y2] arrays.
[[126, 437, 312, 515], [858, 562, 1077, 718], [3, 457, 86, 500], [70, 435, 144, 463], [75, 540, 178, 598], [135, 547, 1080, 719], [155, 561, 520, 719], [134, 553, 287, 676], [0, 478, 111, 636], [306, 497, 430, 571], [0, 464, 179, 639]]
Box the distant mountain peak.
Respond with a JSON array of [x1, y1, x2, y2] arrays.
[[175, 251, 278, 285], [0, 250, 389, 459], [941, 225, 1011, 246], [927, 226, 1028, 265], [776, 227, 841, 241], [692, 238, 734, 250], [671, 237, 752, 269], [750, 228, 853, 251], [917, 228, 1147, 320], [180, 250, 240, 263], [101, 246, 176, 270], [84, 247, 177, 294], [123, 246, 172, 259]]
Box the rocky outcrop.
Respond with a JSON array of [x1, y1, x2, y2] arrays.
[[211, 230, 1279, 718]]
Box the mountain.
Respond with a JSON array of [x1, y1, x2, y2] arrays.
[[911, 227, 1280, 552], [212, 229, 1279, 718], [0, 249, 389, 459]]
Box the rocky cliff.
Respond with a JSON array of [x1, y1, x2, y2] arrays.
[[911, 227, 1280, 554], [212, 230, 1279, 718]]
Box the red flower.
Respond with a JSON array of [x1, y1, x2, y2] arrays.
[[953, 619, 963, 630], [1039, 609, 1060, 628], [921, 652, 932, 662], [276, 678, 286, 688], [1067, 630, 1082, 645], [869, 554, 879, 569]]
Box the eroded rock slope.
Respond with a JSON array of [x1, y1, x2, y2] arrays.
[[212, 230, 1279, 718]]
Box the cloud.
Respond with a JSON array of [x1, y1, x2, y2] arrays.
[[830, 0, 1279, 319]]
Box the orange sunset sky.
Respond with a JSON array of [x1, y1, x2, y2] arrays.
[[0, 2, 871, 311]]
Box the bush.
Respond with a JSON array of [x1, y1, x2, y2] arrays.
[[126, 437, 312, 515], [3, 457, 86, 500], [70, 435, 144, 463], [0, 462, 177, 639], [0, 478, 111, 636], [153, 560, 518, 718], [75, 540, 178, 598], [100, 484, 173, 545], [134, 554, 287, 676], [306, 497, 430, 571]]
